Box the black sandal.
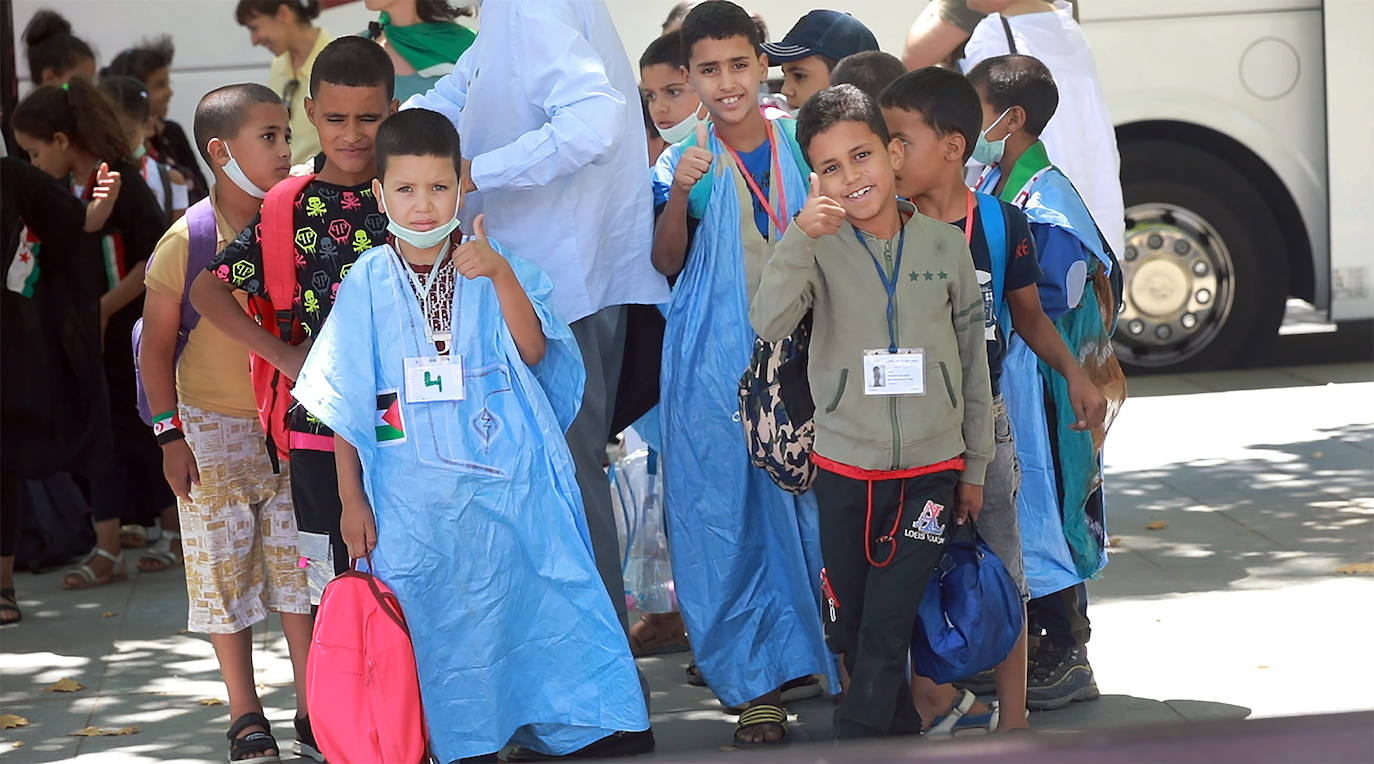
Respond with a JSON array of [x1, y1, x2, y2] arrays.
[[0, 588, 19, 625], [293, 715, 325, 762], [226, 712, 281, 763]]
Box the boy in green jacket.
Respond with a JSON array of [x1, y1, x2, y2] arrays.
[[750, 83, 994, 738]]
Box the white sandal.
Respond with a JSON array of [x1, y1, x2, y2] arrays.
[[62, 547, 128, 590], [138, 531, 182, 572]]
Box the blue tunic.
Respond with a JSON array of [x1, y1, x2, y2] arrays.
[[294, 241, 648, 761], [651, 120, 839, 707], [979, 159, 1113, 595]]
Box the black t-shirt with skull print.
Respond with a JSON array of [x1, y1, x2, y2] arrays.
[[208, 178, 388, 440]]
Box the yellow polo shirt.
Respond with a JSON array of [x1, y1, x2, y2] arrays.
[[267, 28, 332, 165], [144, 187, 257, 419]]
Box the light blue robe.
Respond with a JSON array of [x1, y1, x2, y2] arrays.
[[293, 241, 648, 761], [651, 119, 839, 707], [979, 163, 1112, 596]]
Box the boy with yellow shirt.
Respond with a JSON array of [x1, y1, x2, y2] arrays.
[[139, 83, 317, 762]]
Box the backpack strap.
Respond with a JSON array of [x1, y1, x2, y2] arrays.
[[260, 173, 316, 338], [179, 197, 217, 335], [975, 192, 1013, 337]]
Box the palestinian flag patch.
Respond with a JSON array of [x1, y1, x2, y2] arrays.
[[6, 226, 40, 297], [375, 389, 405, 445]]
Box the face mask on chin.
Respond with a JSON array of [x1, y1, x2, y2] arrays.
[[215, 139, 269, 199], [382, 189, 462, 250], [658, 104, 707, 144]]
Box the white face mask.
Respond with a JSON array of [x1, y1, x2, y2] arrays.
[[215, 139, 268, 199], [382, 188, 462, 250], [657, 104, 706, 144]]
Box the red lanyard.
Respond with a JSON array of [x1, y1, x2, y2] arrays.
[[720, 120, 789, 235], [962, 190, 976, 245]]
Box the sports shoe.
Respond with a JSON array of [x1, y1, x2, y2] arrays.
[[1026, 643, 1099, 710]]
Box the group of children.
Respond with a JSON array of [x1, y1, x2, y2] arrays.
[[2, 0, 1124, 757], [638, 0, 1121, 744]]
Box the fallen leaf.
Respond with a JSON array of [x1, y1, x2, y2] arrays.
[[1145, 521, 1168, 531], [177, 629, 189, 634], [0, 714, 29, 729], [1311, 451, 1324, 458], [197, 698, 224, 706], [99, 612, 117, 618], [1334, 562, 1374, 575], [72, 725, 140, 737], [1108, 536, 1123, 548], [1257, 665, 1270, 669], [44, 678, 85, 692]]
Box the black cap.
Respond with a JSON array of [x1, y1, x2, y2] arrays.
[[762, 10, 879, 65]]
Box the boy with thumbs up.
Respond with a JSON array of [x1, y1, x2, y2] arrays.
[[751, 84, 994, 739], [648, 1, 838, 747], [292, 108, 650, 762]]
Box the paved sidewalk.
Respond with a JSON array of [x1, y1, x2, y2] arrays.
[[2, 362, 1371, 761]]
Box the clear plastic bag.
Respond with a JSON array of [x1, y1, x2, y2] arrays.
[[610, 446, 676, 614]]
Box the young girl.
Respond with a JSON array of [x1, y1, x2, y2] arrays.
[[292, 109, 649, 762], [362, 0, 477, 103], [103, 37, 209, 203], [99, 76, 189, 227], [234, 0, 330, 165], [12, 78, 175, 589], [22, 9, 95, 85], [1, 158, 111, 625]]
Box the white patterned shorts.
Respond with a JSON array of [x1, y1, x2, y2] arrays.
[[177, 405, 312, 633]]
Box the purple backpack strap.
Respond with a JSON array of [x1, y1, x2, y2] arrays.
[[179, 197, 218, 334]]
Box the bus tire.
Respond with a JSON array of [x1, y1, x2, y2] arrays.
[[1116, 139, 1289, 373]]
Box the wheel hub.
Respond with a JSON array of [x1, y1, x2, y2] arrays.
[[1115, 203, 1234, 367]]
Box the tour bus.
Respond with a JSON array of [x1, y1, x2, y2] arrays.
[[8, 0, 1370, 372]]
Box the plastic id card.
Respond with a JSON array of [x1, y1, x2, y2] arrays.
[[404, 355, 464, 403], [863, 348, 925, 396]]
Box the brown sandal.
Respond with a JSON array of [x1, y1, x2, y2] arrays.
[[629, 611, 690, 657]]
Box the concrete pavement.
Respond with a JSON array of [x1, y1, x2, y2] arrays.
[[2, 360, 1371, 761]]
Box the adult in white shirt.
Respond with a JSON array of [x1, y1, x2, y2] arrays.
[[905, 0, 1124, 257], [406, 0, 670, 679]]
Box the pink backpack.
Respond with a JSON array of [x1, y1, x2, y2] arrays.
[[306, 564, 428, 763]]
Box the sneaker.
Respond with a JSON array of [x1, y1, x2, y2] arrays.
[[1026, 643, 1100, 711]]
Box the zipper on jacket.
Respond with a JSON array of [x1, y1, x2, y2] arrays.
[[938, 361, 957, 408], [884, 239, 902, 469], [825, 368, 849, 414]]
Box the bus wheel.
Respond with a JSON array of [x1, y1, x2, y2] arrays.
[[1116, 139, 1289, 372]]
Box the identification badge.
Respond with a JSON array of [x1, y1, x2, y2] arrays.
[[404, 356, 464, 402], [863, 348, 925, 396]]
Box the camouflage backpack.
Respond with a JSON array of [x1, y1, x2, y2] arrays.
[[737, 312, 816, 493]]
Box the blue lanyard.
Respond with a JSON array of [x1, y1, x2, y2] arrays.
[[854, 225, 906, 352]]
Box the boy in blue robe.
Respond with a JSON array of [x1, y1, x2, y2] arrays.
[[292, 109, 649, 762], [965, 53, 1127, 710], [649, 0, 838, 746]]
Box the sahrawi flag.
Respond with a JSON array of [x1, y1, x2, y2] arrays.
[[376, 390, 405, 443], [6, 226, 40, 297]]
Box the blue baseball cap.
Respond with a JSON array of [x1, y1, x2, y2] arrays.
[[762, 10, 879, 65]]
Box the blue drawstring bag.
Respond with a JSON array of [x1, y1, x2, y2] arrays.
[[911, 524, 1024, 684]]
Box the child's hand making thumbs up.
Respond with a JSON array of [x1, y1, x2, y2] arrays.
[[453, 213, 509, 282], [795, 172, 847, 239], [671, 121, 714, 193]]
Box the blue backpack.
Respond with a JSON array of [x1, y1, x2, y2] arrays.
[[911, 524, 1024, 684]]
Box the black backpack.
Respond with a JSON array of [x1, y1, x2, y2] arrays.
[[16, 473, 95, 573]]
